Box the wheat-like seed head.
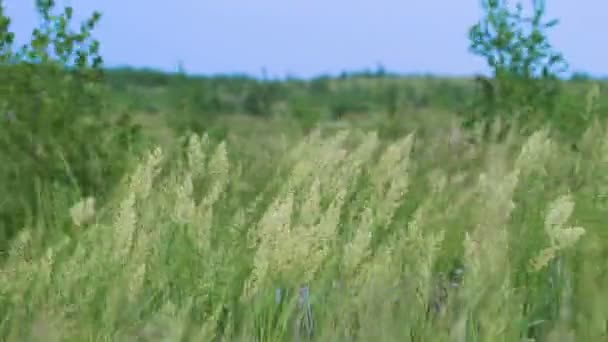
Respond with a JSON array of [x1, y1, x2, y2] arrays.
[[124, 220, 156, 302], [361, 241, 397, 288], [342, 206, 374, 279], [377, 173, 410, 229], [462, 163, 520, 318], [285, 128, 322, 163], [476, 168, 520, 226], [302, 186, 347, 282], [242, 191, 295, 301], [174, 172, 196, 223], [531, 194, 586, 271], [515, 128, 554, 176], [339, 135, 416, 298], [530, 246, 559, 272], [373, 134, 414, 187], [544, 194, 575, 237], [553, 226, 586, 249], [404, 202, 445, 304], [285, 132, 337, 193], [69, 196, 96, 228], [349, 131, 380, 167], [299, 177, 321, 227], [302, 131, 350, 195], [284, 129, 349, 193], [244, 130, 359, 298], [579, 119, 602, 152], [323, 148, 350, 191], [402, 207, 445, 314], [129, 147, 164, 200], [200, 141, 230, 206], [372, 134, 414, 228], [187, 133, 210, 178], [113, 192, 137, 262]]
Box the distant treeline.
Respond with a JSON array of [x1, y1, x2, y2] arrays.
[[102, 67, 608, 132]]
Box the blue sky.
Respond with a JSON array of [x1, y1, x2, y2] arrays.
[[4, 1, 606, 79]]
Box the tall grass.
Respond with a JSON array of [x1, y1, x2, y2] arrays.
[[1, 115, 607, 341]]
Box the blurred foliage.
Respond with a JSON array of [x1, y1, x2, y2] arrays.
[[0, 0, 143, 251], [466, 0, 572, 138], [101, 66, 608, 141]]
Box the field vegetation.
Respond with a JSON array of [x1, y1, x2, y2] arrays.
[[0, 0, 607, 341]]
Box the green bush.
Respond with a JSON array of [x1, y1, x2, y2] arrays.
[[466, 0, 568, 137], [0, 1, 142, 251], [242, 81, 285, 116]]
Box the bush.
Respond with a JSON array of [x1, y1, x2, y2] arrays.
[[242, 81, 284, 116], [0, 1, 142, 251], [466, 0, 568, 137]]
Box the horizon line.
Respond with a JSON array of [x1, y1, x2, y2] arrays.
[[104, 64, 607, 82]]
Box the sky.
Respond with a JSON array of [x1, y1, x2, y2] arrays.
[[3, 1, 607, 79]]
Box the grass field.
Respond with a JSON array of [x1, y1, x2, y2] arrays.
[[2, 105, 608, 341]]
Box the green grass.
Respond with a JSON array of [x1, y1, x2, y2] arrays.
[[1, 113, 608, 341]]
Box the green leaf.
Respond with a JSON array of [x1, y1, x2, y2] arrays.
[[544, 19, 559, 28], [65, 6, 73, 19]]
